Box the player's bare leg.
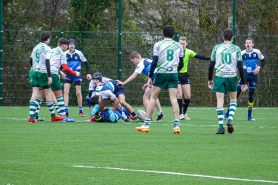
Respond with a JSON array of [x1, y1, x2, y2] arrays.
[[63, 83, 71, 116], [136, 86, 161, 132], [143, 87, 164, 121], [118, 94, 139, 122], [76, 85, 84, 116], [169, 88, 180, 134]]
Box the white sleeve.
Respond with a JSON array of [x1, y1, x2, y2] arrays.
[[153, 42, 159, 56], [97, 90, 116, 100], [134, 62, 144, 74], [179, 44, 184, 58], [61, 52, 67, 65], [256, 49, 264, 60], [88, 80, 95, 90], [79, 51, 87, 62], [45, 46, 51, 60]]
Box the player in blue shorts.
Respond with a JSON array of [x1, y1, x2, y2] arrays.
[[224, 38, 266, 121], [64, 39, 92, 117]]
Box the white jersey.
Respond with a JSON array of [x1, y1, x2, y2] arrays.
[[88, 77, 112, 90], [30, 42, 51, 73], [134, 58, 152, 76], [91, 85, 116, 100], [153, 39, 184, 74], [50, 47, 67, 75], [211, 41, 242, 78]]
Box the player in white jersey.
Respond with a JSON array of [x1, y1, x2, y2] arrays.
[[135, 25, 184, 134], [116, 51, 165, 121], [28, 31, 65, 123], [208, 28, 248, 134], [49, 38, 80, 122]]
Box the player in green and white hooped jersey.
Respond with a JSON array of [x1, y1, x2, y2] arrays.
[[50, 38, 80, 122], [28, 31, 66, 123], [208, 28, 248, 134], [135, 25, 184, 134]]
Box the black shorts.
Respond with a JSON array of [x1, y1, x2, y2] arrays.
[[64, 79, 81, 86], [178, 73, 190, 85]]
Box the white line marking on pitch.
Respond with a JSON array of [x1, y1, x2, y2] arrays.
[[72, 165, 278, 184]]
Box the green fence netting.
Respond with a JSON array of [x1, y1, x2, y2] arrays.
[[2, 30, 278, 107]]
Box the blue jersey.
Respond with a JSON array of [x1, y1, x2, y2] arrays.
[[98, 108, 122, 122], [65, 49, 87, 79], [241, 49, 264, 78], [135, 58, 152, 76], [103, 80, 125, 96]]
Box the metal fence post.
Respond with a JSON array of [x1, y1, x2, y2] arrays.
[[117, 0, 122, 80], [0, 0, 3, 105], [233, 0, 237, 44]]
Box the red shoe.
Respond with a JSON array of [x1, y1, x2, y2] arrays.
[[28, 117, 37, 123], [79, 112, 85, 117], [51, 115, 66, 122], [91, 116, 96, 122]]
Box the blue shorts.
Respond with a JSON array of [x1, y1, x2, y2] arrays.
[[65, 76, 82, 85], [98, 108, 122, 122], [116, 86, 125, 96], [105, 80, 125, 96], [238, 75, 257, 89]]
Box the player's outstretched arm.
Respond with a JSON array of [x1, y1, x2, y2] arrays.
[[194, 54, 210, 60], [116, 72, 139, 86], [61, 64, 79, 76]]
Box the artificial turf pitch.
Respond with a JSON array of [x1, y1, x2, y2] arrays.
[[0, 106, 277, 185]]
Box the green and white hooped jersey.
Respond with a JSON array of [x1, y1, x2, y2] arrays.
[[153, 39, 184, 74], [50, 47, 67, 75], [211, 42, 242, 78], [30, 42, 51, 73]]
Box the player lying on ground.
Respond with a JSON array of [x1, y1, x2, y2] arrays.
[[89, 72, 140, 122], [85, 95, 124, 123]]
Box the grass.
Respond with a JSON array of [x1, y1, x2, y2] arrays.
[[0, 106, 278, 185]]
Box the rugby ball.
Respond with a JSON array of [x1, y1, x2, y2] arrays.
[[137, 110, 146, 121]]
